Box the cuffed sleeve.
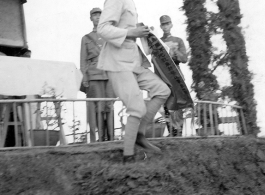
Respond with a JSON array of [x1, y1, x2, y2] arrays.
[[80, 36, 89, 81], [177, 39, 188, 63], [97, 0, 128, 47]]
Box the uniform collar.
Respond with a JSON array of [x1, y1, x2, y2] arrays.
[[93, 26, 97, 32], [162, 32, 171, 39]]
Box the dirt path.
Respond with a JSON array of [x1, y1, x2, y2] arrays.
[[1, 137, 265, 195]]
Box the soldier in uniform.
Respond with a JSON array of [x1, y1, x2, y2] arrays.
[[160, 15, 187, 65], [80, 8, 115, 142], [160, 15, 188, 136], [97, 0, 171, 163]]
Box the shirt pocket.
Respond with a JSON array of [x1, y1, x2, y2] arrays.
[[86, 41, 99, 60], [127, 8, 136, 16], [116, 41, 136, 63], [125, 6, 137, 22]]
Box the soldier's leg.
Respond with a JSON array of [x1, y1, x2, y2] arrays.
[[96, 111, 105, 141], [168, 110, 183, 137], [107, 71, 146, 158], [101, 113, 108, 141], [96, 103, 105, 142], [136, 67, 171, 135], [105, 111, 114, 141], [87, 101, 96, 143], [88, 81, 108, 142], [176, 109, 184, 136], [95, 81, 113, 142], [105, 80, 116, 141], [86, 82, 98, 143]]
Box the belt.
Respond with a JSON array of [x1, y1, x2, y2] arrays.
[[126, 37, 136, 42]]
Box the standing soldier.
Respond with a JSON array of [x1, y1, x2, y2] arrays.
[[160, 15, 188, 136], [80, 8, 115, 142], [160, 15, 187, 66]]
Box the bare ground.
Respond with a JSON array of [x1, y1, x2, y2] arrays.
[[1, 136, 265, 195]]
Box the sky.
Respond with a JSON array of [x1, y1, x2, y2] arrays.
[[24, 0, 265, 135]]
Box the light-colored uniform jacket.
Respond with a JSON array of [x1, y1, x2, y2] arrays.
[[97, 0, 150, 72]]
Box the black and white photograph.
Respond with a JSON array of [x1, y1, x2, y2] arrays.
[[0, 0, 265, 194]]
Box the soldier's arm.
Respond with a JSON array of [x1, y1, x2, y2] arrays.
[[174, 39, 187, 63], [80, 36, 89, 86], [97, 0, 127, 47], [97, 0, 149, 47]]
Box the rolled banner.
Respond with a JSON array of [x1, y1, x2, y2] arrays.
[[136, 22, 151, 55], [137, 23, 170, 55]]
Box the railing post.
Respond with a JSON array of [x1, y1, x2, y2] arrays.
[[213, 104, 219, 135], [209, 103, 214, 135], [13, 103, 20, 147], [109, 101, 114, 141], [197, 102, 201, 136], [97, 101, 103, 142], [22, 103, 31, 146], [226, 106, 230, 135], [19, 103, 27, 146], [203, 103, 207, 136], [183, 114, 187, 136], [46, 101, 50, 146], [236, 108, 242, 135], [240, 109, 248, 135], [28, 102, 34, 146], [221, 106, 225, 134], [56, 101, 66, 145], [0, 104, 9, 147], [85, 104, 89, 143]]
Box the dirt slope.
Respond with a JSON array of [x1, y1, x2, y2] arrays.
[[1, 137, 265, 195]]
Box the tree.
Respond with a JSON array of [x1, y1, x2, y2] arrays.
[[216, 0, 259, 135], [182, 0, 259, 136], [182, 0, 219, 101]]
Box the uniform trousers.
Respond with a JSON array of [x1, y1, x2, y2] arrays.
[[86, 80, 116, 142], [107, 66, 171, 118], [86, 80, 115, 113]]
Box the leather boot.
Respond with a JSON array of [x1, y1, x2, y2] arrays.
[[123, 155, 135, 164], [135, 133, 162, 153]]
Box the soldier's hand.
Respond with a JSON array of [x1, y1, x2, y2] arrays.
[[127, 26, 150, 38], [174, 50, 185, 62], [83, 81, 89, 87]]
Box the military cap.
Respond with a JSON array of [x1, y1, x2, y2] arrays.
[[90, 7, 102, 16], [160, 15, 172, 24]]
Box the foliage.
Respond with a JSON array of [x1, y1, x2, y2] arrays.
[[36, 85, 65, 131], [182, 0, 259, 135], [216, 0, 259, 135], [37, 85, 82, 140], [39, 102, 63, 131], [182, 0, 219, 100], [68, 118, 84, 143]]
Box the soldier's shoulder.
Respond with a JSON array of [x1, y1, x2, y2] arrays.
[[170, 36, 184, 42], [85, 31, 95, 37], [83, 31, 94, 37], [82, 32, 95, 41]]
